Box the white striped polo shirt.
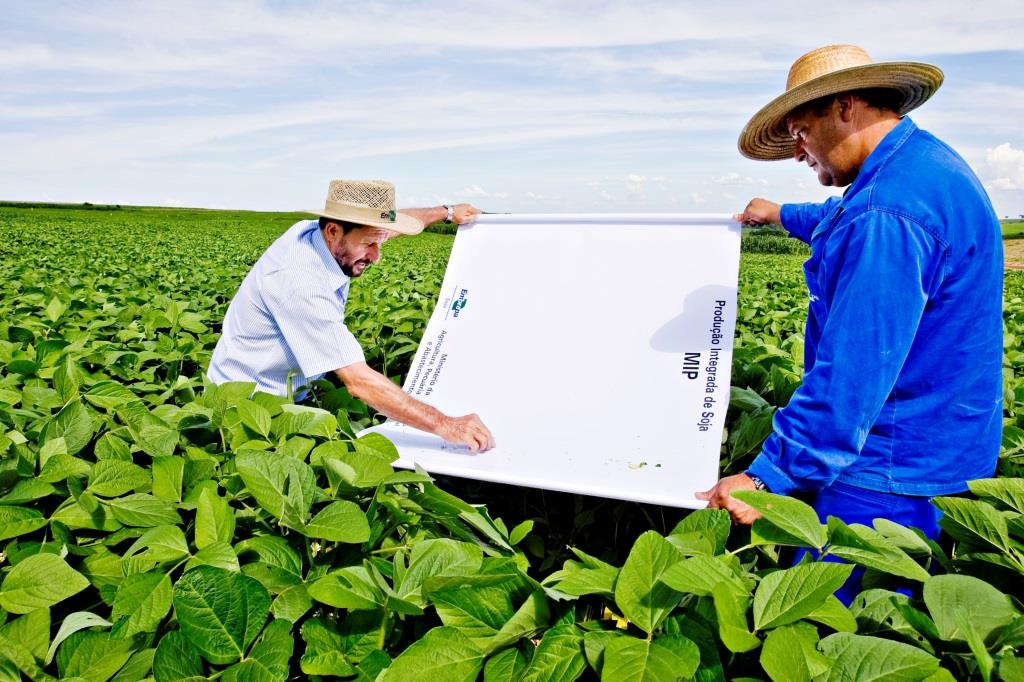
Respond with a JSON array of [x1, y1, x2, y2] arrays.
[[207, 220, 366, 396]]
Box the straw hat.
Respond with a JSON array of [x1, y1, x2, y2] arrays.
[[738, 45, 943, 161], [306, 179, 424, 235]]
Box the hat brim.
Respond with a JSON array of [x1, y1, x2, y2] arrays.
[[303, 208, 424, 235], [738, 61, 944, 161]]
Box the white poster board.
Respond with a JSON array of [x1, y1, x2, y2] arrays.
[[363, 214, 740, 508]]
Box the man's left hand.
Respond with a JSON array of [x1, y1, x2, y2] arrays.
[[696, 473, 762, 525]]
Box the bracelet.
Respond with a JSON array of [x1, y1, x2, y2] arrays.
[[747, 473, 768, 491], [443, 205, 454, 224]]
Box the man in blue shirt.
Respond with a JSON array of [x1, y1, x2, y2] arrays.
[[697, 45, 1003, 588], [209, 179, 495, 452]]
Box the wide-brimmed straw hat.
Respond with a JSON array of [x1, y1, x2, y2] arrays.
[[738, 44, 943, 161], [306, 179, 424, 235]]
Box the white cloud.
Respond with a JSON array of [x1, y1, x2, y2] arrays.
[[625, 174, 647, 194], [458, 184, 490, 198], [986, 143, 1024, 191], [1, 1, 1021, 216], [712, 172, 768, 186]]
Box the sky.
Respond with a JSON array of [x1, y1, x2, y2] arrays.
[[2, 1, 1023, 218]]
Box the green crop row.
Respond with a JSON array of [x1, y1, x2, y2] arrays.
[[0, 206, 1022, 681]]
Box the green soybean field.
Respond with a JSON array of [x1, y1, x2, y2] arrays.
[[1, 204, 1023, 681]]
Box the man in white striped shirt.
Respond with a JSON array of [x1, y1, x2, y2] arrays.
[[208, 179, 495, 452]]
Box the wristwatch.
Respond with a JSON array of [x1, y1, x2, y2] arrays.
[[747, 473, 769, 491], [443, 205, 455, 224]]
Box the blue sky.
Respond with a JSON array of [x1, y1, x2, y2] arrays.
[[2, 1, 1022, 217]]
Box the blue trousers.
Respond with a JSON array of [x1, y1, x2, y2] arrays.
[[794, 481, 942, 605]]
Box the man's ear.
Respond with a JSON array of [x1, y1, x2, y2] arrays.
[[835, 93, 857, 122], [322, 220, 340, 244]]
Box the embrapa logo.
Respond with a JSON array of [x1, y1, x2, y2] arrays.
[[451, 289, 469, 317], [379, 210, 396, 222]]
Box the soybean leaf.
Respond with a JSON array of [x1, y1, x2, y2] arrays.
[[825, 517, 931, 582], [753, 562, 852, 630], [221, 619, 293, 682], [304, 500, 370, 543], [397, 539, 484, 605], [711, 582, 760, 653], [660, 554, 748, 598], [153, 630, 205, 682], [136, 422, 179, 458], [171, 565, 271, 665], [0, 479, 56, 504], [817, 632, 940, 681], [0, 506, 48, 541], [669, 508, 731, 554], [957, 609, 994, 682], [186, 541, 241, 573], [425, 575, 527, 647], [543, 546, 619, 600], [111, 572, 173, 637], [302, 610, 384, 673], [110, 648, 156, 682], [123, 524, 190, 563], [299, 617, 358, 677], [923, 574, 1019, 644], [105, 493, 181, 527], [968, 478, 1024, 514], [996, 615, 1024, 648], [520, 623, 586, 682], [195, 486, 235, 549], [804, 595, 857, 633], [237, 400, 272, 439], [0, 608, 50, 663], [602, 634, 701, 682], [235, 450, 316, 527], [483, 590, 551, 655], [0, 553, 90, 614], [380, 626, 485, 682], [932, 497, 1011, 553], [0, 629, 50, 681], [309, 567, 384, 611], [57, 630, 134, 682], [509, 520, 533, 546], [582, 630, 620, 676], [45, 611, 112, 665], [999, 657, 1024, 682], [270, 584, 311, 623], [87, 459, 150, 497], [872, 518, 932, 557], [733, 491, 826, 550], [483, 646, 530, 682], [614, 531, 684, 635], [42, 399, 94, 455], [760, 625, 810, 682], [152, 456, 185, 503]]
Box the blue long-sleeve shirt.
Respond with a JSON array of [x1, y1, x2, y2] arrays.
[[746, 117, 1003, 497]]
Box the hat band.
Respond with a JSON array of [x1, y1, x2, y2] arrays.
[[324, 200, 397, 224]]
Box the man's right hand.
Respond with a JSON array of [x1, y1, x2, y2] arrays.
[[439, 414, 496, 453], [734, 198, 781, 226]]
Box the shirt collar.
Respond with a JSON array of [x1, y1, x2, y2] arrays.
[[842, 116, 918, 202], [308, 220, 350, 292]]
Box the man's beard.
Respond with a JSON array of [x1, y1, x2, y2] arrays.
[[340, 257, 371, 278]]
